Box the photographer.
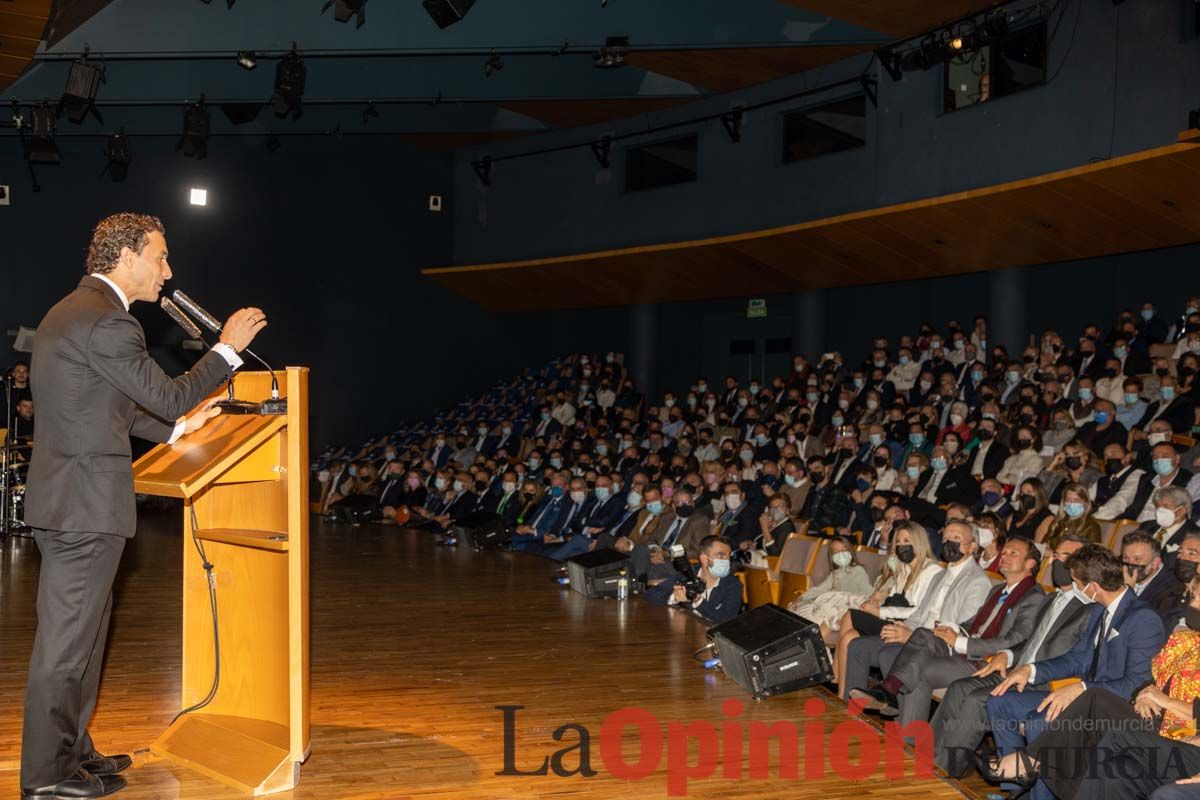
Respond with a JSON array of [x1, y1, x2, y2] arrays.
[[644, 535, 743, 624]]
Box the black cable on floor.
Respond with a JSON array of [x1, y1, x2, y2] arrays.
[[171, 504, 221, 725]]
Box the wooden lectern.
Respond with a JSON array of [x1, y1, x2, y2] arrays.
[[132, 368, 310, 795]]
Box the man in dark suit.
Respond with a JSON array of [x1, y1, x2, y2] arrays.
[[932, 536, 1093, 777], [985, 545, 1167, 799], [644, 535, 743, 623], [1121, 532, 1184, 617], [21, 213, 265, 799]]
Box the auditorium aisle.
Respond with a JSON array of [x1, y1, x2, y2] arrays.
[[0, 510, 972, 799]]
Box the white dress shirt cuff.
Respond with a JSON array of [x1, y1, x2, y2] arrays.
[[954, 635, 968, 655], [212, 343, 244, 370], [168, 418, 186, 445], [1027, 664, 1037, 683], [1002, 649, 1015, 668]]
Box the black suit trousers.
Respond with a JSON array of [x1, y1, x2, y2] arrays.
[[22, 529, 126, 788]]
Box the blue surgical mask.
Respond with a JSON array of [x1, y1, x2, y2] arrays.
[[909, 433, 925, 446], [1063, 501, 1085, 519], [1078, 388, 1093, 402], [854, 377, 865, 388], [550, 486, 565, 498], [856, 477, 872, 491], [982, 490, 1001, 506], [932, 457, 948, 471], [1163, 387, 1177, 401], [905, 466, 920, 479], [755, 434, 768, 446], [1124, 393, 1139, 406], [1114, 347, 1127, 359], [1142, 309, 1155, 321], [709, 558, 731, 578], [1154, 458, 1175, 476], [595, 486, 611, 502], [831, 415, 844, 427], [647, 500, 664, 515], [1006, 372, 1021, 385], [869, 434, 883, 447], [1094, 411, 1110, 425], [627, 491, 643, 507], [785, 474, 800, 487], [807, 391, 819, 403], [972, 371, 984, 383], [899, 356, 911, 366]]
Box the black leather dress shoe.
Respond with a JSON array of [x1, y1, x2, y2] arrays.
[[80, 752, 133, 776], [22, 768, 127, 798]]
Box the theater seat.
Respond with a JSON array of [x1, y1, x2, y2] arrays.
[[775, 536, 825, 607], [1105, 518, 1142, 554], [742, 566, 776, 609], [854, 547, 886, 585]]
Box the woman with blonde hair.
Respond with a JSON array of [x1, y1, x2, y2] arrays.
[[832, 522, 943, 697], [1035, 482, 1101, 554], [1037, 439, 1101, 507]]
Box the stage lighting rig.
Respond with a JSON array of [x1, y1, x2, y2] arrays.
[[176, 96, 211, 160], [272, 45, 307, 119]]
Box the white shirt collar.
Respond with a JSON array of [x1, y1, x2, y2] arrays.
[[946, 557, 973, 577], [92, 273, 130, 311], [1104, 587, 1128, 619]]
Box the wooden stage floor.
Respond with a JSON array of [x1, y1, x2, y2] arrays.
[[0, 510, 975, 799]]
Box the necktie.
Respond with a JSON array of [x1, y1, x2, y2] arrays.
[[559, 503, 579, 534], [497, 492, 512, 514], [662, 518, 684, 550], [1086, 609, 1110, 681], [971, 589, 1009, 637]]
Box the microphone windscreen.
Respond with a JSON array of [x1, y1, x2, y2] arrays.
[[172, 290, 222, 333], [161, 297, 203, 339]]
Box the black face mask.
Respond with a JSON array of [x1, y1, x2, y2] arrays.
[[1017, 439, 1033, 450], [1019, 413, 1035, 425], [1065, 456, 1083, 470], [675, 504, 694, 518], [1104, 368, 1118, 378], [1051, 559, 1074, 589], [894, 544, 916, 564], [1157, 368, 1171, 377], [1176, 558, 1199, 584], [1181, 366, 1196, 379], [1184, 606, 1200, 633], [870, 507, 885, 522], [1105, 458, 1125, 475], [1023, 355, 1036, 363], [941, 541, 964, 563], [873, 455, 890, 468], [977, 429, 994, 441]]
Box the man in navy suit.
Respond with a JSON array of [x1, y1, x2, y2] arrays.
[[986, 544, 1167, 800], [644, 535, 743, 624], [510, 474, 568, 554], [544, 475, 625, 560]]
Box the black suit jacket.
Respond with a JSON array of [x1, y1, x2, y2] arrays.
[[1136, 397, 1197, 434], [27, 276, 233, 536]]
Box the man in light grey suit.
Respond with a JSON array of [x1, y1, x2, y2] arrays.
[[842, 521, 993, 702], [929, 535, 1094, 777], [850, 536, 1045, 727]]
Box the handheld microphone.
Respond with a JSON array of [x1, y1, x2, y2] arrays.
[[172, 289, 283, 407], [160, 297, 203, 340]]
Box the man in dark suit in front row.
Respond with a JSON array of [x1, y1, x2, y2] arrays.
[[21, 213, 267, 800]]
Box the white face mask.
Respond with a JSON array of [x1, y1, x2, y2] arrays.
[[502, 481, 517, 493], [1073, 583, 1097, 605], [977, 528, 995, 550], [832, 550, 853, 568], [1148, 432, 1170, 446], [725, 495, 743, 511], [1157, 506, 1178, 528]]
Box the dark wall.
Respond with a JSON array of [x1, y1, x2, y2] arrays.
[[450, 0, 1200, 264], [0, 137, 458, 449]]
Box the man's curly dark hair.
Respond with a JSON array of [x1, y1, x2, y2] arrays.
[[86, 213, 165, 275]]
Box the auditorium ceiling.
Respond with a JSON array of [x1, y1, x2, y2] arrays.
[[0, 0, 999, 143], [424, 131, 1200, 312]]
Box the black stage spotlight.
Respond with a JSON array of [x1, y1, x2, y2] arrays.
[[272, 46, 307, 119], [323, 0, 367, 27], [237, 50, 257, 70], [593, 36, 629, 69], [176, 96, 210, 160], [59, 52, 104, 124], [266, 134, 282, 153], [199, 0, 237, 7], [422, 0, 476, 29], [104, 128, 130, 182], [361, 101, 379, 123], [25, 104, 61, 164], [483, 51, 503, 77]]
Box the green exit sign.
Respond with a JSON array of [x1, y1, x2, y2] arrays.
[[747, 299, 767, 319]]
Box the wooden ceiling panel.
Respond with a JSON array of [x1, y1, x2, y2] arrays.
[[773, 0, 999, 38], [625, 45, 874, 94], [0, 0, 51, 92], [425, 131, 1200, 312], [497, 98, 693, 130]]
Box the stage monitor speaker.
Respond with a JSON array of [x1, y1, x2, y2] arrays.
[[707, 604, 832, 699], [454, 512, 510, 549], [566, 548, 633, 599], [422, 0, 475, 28]]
